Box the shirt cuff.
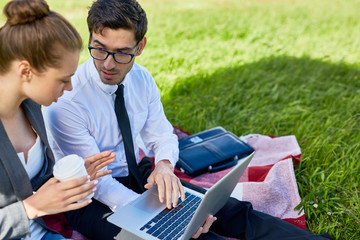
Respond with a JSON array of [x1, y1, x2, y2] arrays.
[[93, 174, 141, 211], [154, 149, 178, 169]]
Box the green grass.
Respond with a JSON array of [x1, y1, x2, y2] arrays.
[[2, 0, 360, 238]]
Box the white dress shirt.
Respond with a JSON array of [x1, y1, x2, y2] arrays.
[[43, 58, 179, 210]]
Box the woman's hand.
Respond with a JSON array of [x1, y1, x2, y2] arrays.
[[191, 215, 217, 239], [22, 176, 97, 220], [84, 151, 115, 180]]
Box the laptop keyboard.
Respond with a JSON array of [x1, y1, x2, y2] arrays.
[[139, 192, 202, 240]]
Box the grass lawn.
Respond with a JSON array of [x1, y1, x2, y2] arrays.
[[1, 0, 360, 239]]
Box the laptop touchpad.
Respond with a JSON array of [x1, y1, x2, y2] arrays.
[[130, 188, 165, 214]]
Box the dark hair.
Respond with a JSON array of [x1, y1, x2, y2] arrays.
[[87, 0, 147, 42], [0, 0, 82, 74]]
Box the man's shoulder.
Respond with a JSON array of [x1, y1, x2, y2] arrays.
[[128, 63, 156, 88], [61, 60, 96, 102], [130, 63, 152, 79], [131, 62, 149, 72]]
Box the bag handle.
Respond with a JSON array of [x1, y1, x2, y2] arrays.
[[208, 156, 239, 173]]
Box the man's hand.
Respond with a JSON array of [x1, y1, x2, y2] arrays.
[[84, 151, 115, 181], [144, 159, 185, 209], [192, 215, 217, 239]]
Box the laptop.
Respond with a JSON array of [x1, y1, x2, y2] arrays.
[[107, 152, 254, 240]]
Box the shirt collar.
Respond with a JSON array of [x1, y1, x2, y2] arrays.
[[89, 59, 130, 95]]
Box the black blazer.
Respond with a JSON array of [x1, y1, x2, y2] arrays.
[[0, 99, 56, 239]]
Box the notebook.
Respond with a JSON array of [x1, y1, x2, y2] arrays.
[[107, 152, 254, 240]]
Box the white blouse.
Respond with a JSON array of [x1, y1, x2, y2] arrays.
[[18, 135, 47, 240]]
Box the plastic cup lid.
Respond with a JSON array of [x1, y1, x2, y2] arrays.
[[53, 154, 84, 180]]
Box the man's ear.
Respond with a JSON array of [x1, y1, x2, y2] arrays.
[[18, 60, 32, 82], [136, 37, 147, 56]]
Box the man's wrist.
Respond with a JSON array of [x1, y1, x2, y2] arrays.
[[157, 159, 174, 170]]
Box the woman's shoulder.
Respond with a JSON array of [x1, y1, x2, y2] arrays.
[[22, 98, 41, 113]]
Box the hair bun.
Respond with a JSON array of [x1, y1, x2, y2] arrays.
[[4, 0, 50, 26]]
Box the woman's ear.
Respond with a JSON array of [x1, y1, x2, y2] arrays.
[[18, 60, 32, 82], [136, 36, 147, 56]]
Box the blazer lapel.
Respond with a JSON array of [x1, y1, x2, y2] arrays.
[[0, 121, 33, 199], [22, 99, 49, 152], [22, 99, 55, 189]]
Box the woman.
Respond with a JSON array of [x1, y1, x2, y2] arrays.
[[0, 0, 114, 239]]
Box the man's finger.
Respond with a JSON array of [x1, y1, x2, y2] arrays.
[[95, 158, 115, 171], [171, 177, 180, 208], [202, 216, 216, 233], [144, 182, 154, 189], [85, 151, 111, 163], [177, 178, 185, 202], [191, 226, 203, 239], [95, 169, 112, 179], [155, 175, 165, 204], [163, 175, 173, 209]]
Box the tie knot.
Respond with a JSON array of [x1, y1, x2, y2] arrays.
[[115, 84, 124, 96]]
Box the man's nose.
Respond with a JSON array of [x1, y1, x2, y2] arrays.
[[103, 54, 116, 70]]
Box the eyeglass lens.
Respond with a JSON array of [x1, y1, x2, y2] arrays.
[[90, 48, 132, 64]]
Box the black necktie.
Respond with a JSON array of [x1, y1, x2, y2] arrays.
[[114, 84, 144, 192]]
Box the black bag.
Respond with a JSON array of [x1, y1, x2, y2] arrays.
[[176, 126, 254, 177]]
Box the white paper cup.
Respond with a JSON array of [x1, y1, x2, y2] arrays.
[[53, 154, 94, 201]]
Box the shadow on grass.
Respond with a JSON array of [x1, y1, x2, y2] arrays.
[[162, 55, 360, 239], [163, 55, 360, 136]]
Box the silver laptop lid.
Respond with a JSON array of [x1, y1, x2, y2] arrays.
[[180, 152, 254, 239]]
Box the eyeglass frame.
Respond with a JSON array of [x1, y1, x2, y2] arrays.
[[88, 35, 141, 64]]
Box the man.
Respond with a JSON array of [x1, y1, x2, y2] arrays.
[[43, 0, 333, 239]]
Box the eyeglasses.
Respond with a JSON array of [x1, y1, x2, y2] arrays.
[[88, 41, 141, 64]]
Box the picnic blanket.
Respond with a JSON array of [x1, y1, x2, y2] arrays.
[[43, 128, 306, 239], [172, 128, 305, 230]]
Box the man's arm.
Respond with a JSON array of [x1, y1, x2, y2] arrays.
[[139, 76, 185, 207]]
